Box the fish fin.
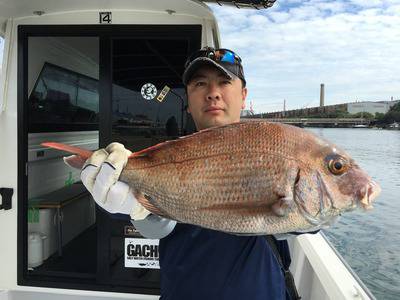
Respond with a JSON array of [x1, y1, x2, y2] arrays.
[[134, 191, 173, 219], [63, 155, 87, 169], [128, 122, 244, 158], [41, 142, 94, 159], [271, 196, 293, 217], [129, 140, 177, 158]]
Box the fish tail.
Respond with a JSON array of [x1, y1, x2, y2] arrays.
[[41, 142, 94, 169], [41, 142, 94, 159]]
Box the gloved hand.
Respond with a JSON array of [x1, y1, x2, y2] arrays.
[[81, 142, 151, 220]]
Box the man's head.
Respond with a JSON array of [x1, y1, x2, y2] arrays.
[[183, 48, 248, 130]]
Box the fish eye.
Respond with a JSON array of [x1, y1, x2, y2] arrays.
[[328, 157, 348, 175]]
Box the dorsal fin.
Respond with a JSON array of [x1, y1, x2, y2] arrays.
[[129, 121, 244, 158], [42, 122, 249, 160], [129, 139, 178, 158]]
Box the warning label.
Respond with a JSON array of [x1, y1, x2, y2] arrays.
[[125, 238, 160, 269]]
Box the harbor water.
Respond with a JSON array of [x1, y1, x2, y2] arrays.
[[307, 128, 400, 300]]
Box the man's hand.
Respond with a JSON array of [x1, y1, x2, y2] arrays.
[[81, 142, 151, 220]]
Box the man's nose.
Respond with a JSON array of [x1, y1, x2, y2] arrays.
[[206, 84, 221, 101]]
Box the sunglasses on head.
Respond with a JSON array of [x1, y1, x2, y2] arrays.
[[185, 48, 242, 68]]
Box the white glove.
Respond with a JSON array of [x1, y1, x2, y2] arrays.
[[81, 142, 151, 220]]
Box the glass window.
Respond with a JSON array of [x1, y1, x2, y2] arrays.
[[26, 37, 99, 282], [28, 63, 99, 132], [111, 38, 193, 152]]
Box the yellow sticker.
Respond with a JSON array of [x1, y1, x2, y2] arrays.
[[157, 85, 171, 102]]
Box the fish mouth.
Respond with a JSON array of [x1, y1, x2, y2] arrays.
[[358, 180, 381, 210]]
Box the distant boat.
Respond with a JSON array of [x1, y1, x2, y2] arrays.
[[353, 124, 369, 128]]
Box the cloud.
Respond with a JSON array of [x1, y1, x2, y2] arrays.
[[209, 0, 400, 113]]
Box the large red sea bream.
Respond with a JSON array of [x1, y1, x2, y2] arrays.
[[42, 121, 381, 234]]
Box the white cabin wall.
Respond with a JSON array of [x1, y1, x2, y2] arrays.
[[0, 19, 14, 112], [16, 10, 210, 27], [0, 19, 19, 290]]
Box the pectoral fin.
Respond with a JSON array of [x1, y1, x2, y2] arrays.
[[271, 196, 293, 217], [134, 191, 173, 219], [270, 166, 300, 217]]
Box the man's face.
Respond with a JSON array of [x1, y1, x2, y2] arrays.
[[186, 66, 247, 130]]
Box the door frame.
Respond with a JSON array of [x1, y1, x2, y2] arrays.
[[17, 24, 201, 293]]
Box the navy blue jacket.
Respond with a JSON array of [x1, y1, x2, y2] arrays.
[[159, 223, 286, 300]]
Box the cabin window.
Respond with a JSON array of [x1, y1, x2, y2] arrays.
[[26, 36, 99, 284], [28, 63, 99, 132]]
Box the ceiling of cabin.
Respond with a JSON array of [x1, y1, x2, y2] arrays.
[[0, 0, 276, 26], [0, 0, 213, 26]]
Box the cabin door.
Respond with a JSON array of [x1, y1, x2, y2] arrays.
[[20, 25, 200, 294]]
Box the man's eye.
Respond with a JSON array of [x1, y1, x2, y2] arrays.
[[195, 81, 206, 87], [221, 80, 232, 85]]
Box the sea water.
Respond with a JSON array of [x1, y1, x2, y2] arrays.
[[308, 128, 400, 300]]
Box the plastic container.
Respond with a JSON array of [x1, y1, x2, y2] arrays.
[[28, 232, 47, 268], [28, 208, 57, 260]]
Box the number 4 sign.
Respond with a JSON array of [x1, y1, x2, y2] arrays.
[[99, 12, 112, 24]]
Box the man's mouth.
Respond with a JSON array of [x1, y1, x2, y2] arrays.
[[204, 106, 224, 112]]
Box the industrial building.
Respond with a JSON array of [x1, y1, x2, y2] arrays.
[[347, 100, 399, 115], [257, 100, 399, 119]]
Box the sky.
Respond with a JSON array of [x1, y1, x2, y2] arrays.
[[1, 0, 399, 113], [208, 0, 400, 112]]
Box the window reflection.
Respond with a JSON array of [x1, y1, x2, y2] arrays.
[[28, 63, 99, 133]]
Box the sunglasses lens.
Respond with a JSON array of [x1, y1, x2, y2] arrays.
[[185, 48, 240, 67], [219, 51, 235, 64]]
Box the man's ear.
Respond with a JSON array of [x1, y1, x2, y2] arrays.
[[241, 87, 248, 110]]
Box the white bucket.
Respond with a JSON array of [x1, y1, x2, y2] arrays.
[[28, 232, 47, 268]]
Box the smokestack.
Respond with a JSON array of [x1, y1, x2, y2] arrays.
[[320, 84, 325, 107], [283, 99, 286, 117]]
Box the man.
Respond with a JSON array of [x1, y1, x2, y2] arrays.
[[81, 47, 288, 299]]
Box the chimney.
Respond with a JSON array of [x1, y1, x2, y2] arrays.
[[320, 84, 325, 107], [283, 99, 286, 117]]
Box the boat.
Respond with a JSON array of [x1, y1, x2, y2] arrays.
[[0, 1, 376, 299]]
